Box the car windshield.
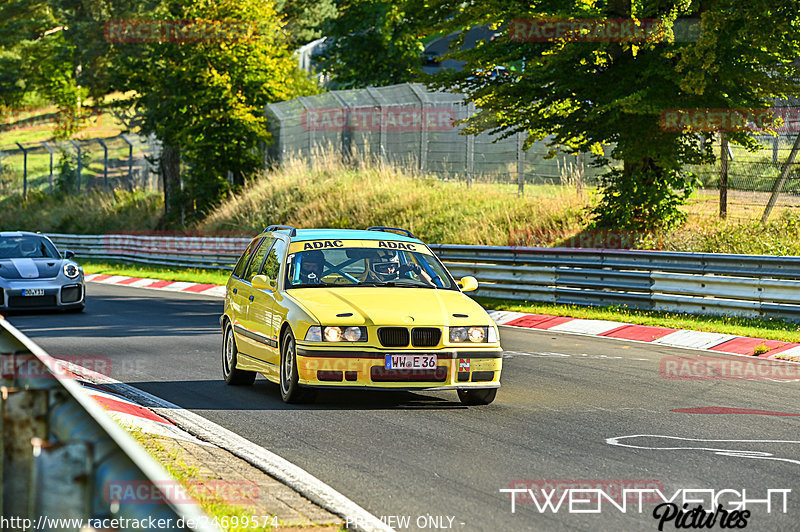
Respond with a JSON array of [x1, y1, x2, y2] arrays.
[[0, 236, 60, 259], [285, 245, 456, 290]]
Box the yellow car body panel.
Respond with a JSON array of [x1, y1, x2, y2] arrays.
[[221, 230, 502, 394]]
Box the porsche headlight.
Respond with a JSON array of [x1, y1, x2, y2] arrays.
[[305, 326, 367, 342], [63, 263, 80, 279], [450, 326, 489, 343]]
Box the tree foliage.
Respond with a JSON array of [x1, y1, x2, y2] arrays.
[[417, 0, 800, 229], [317, 0, 424, 89]]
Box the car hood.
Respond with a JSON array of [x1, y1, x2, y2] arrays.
[[0, 258, 62, 279], [288, 287, 491, 327]]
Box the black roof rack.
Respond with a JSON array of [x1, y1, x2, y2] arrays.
[[266, 225, 297, 237], [366, 226, 416, 239]]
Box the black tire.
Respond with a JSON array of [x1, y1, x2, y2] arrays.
[[280, 330, 316, 404], [457, 388, 497, 405], [222, 322, 256, 385]]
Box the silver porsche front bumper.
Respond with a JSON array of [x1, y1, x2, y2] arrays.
[[0, 277, 85, 311]]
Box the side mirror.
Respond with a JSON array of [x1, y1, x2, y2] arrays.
[[458, 276, 479, 292], [64, 250, 75, 259], [252, 275, 277, 291]]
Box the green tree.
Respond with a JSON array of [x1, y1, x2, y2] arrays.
[[275, 0, 338, 46], [317, 0, 424, 88], [418, 0, 800, 230], [112, 0, 313, 222]]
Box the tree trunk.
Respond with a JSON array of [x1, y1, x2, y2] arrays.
[[160, 144, 183, 224]]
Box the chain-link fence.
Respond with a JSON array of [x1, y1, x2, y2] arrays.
[[265, 83, 800, 220], [265, 82, 608, 192], [0, 134, 162, 196]]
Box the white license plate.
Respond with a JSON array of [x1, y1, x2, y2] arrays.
[[22, 289, 45, 296], [384, 354, 437, 370]]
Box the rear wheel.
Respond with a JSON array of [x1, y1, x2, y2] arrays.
[[457, 388, 497, 405], [280, 330, 316, 404], [222, 323, 256, 385]]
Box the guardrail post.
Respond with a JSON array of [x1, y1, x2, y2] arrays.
[[1, 387, 49, 522]]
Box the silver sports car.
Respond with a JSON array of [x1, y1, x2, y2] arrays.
[[0, 232, 85, 312]]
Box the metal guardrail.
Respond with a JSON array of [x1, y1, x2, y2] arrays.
[[0, 318, 219, 532], [430, 245, 800, 320], [47, 233, 800, 320]]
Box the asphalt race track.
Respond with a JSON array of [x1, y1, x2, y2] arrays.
[[9, 283, 800, 531]]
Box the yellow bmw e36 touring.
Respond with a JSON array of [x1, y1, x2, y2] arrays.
[[220, 225, 502, 405]]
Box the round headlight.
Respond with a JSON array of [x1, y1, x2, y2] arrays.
[[450, 327, 468, 342], [63, 263, 79, 279], [468, 327, 486, 343], [344, 327, 362, 342], [324, 327, 343, 342]]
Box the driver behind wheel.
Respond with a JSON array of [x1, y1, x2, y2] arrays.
[[298, 249, 325, 284], [370, 251, 422, 281]]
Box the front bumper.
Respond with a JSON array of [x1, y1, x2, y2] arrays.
[[0, 279, 85, 311], [295, 346, 503, 390]]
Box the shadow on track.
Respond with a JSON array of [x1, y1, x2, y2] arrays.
[[109, 378, 469, 411]]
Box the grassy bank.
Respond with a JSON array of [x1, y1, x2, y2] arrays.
[[0, 188, 162, 233], [197, 156, 589, 245]]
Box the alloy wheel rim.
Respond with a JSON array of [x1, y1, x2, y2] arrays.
[[282, 338, 293, 393], [225, 329, 233, 374]]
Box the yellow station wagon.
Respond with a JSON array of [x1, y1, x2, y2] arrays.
[[220, 226, 502, 405]]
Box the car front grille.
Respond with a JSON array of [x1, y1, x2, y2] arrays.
[[61, 285, 82, 303], [8, 295, 57, 308], [370, 366, 447, 382], [411, 327, 441, 347], [378, 327, 410, 348]]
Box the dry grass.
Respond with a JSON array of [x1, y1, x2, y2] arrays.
[[197, 152, 590, 245]]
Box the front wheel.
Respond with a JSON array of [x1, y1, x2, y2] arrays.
[[222, 323, 256, 385], [280, 330, 316, 404], [457, 388, 497, 405]]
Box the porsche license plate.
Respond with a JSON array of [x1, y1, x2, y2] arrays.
[[22, 289, 45, 296], [384, 354, 437, 370]]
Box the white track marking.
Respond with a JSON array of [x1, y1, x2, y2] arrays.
[[68, 364, 391, 532], [606, 435, 800, 466]]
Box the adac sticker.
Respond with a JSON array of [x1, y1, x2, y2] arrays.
[[459, 358, 470, 372], [302, 240, 344, 250]]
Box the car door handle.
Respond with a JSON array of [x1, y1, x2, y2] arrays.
[[248, 295, 254, 302], [232, 288, 237, 294]]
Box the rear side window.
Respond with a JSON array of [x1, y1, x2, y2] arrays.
[[242, 238, 274, 282], [232, 238, 260, 279], [260, 238, 286, 282]]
